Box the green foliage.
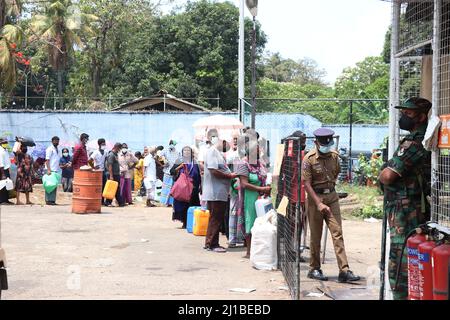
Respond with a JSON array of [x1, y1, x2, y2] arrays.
[[354, 153, 384, 187], [357, 199, 384, 219], [61, 0, 266, 109], [338, 183, 384, 219], [334, 56, 389, 100], [3, 0, 391, 115], [0, 1, 23, 93], [263, 52, 326, 85]]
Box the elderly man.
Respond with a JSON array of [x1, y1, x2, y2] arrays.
[[302, 128, 360, 283], [203, 130, 237, 253]]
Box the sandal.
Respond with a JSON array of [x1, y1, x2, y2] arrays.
[[211, 246, 227, 253]]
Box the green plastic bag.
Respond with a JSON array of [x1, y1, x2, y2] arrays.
[[42, 172, 61, 193]]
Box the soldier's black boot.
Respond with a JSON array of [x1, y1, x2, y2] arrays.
[[338, 270, 360, 283], [307, 269, 328, 281]]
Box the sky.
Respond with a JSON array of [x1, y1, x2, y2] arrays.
[[162, 0, 393, 85]]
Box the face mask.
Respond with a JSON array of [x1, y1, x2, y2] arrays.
[[318, 141, 334, 154], [122, 149, 128, 154], [63, 153, 69, 157], [100, 145, 106, 150], [211, 137, 219, 145], [398, 113, 418, 131]]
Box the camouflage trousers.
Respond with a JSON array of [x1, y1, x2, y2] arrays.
[[384, 197, 428, 300]]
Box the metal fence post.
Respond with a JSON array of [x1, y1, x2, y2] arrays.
[[296, 137, 302, 300], [53, 93, 56, 110], [0, 92, 2, 109], [109, 94, 112, 110], [349, 100, 353, 182]]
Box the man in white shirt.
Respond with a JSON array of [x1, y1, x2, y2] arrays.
[[0, 137, 12, 204], [143, 146, 157, 207], [45, 136, 61, 205], [90, 138, 108, 205]]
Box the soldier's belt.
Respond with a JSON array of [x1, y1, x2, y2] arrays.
[[313, 187, 336, 194]]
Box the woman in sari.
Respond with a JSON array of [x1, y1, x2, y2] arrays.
[[134, 151, 144, 192], [170, 146, 201, 228], [235, 135, 271, 258]]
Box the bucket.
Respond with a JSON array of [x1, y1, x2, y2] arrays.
[[72, 170, 102, 214]]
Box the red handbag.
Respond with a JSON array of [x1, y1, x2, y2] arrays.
[[170, 164, 194, 202]]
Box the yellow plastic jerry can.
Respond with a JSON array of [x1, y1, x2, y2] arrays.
[[193, 209, 210, 236], [102, 180, 118, 200]]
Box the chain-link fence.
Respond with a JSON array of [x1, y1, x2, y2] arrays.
[[241, 98, 389, 182], [275, 136, 303, 300], [432, 0, 450, 228], [388, 0, 450, 228], [0, 95, 222, 111]]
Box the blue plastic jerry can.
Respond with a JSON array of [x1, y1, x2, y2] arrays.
[[187, 206, 201, 233]]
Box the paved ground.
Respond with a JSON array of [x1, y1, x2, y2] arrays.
[[0, 186, 382, 300]]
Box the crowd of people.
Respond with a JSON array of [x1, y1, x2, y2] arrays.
[[0, 128, 272, 256]]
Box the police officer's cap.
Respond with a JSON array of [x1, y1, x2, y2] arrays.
[[395, 97, 431, 112], [313, 128, 335, 145]]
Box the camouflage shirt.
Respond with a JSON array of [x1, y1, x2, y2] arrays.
[[384, 123, 431, 200], [383, 123, 431, 244]]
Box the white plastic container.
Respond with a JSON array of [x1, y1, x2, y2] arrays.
[[255, 197, 273, 218], [5, 178, 13, 191]]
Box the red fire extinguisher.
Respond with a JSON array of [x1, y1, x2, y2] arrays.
[[418, 236, 438, 300], [407, 233, 427, 300], [432, 242, 450, 300]]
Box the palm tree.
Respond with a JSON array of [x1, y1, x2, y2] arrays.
[[0, 0, 22, 92], [30, 0, 97, 108]]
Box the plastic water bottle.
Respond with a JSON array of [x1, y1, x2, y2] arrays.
[[266, 173, 272, 186]]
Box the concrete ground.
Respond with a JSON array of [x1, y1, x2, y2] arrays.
[[0, 186, 382, 300], [299, 217, 382, 300]]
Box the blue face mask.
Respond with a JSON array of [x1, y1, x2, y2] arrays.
[[318, 142, 334, 154]]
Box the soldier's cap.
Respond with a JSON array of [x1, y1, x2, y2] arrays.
[[313, 128, 335, 145], [395, 97, 431, 111]]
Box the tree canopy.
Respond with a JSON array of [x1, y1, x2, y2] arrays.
[[0, 0, 390, 124]]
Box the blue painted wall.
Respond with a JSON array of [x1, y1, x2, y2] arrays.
[[0, 111, 387, 164]]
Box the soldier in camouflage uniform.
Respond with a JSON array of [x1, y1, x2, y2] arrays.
[[379, 97, 432, 300]]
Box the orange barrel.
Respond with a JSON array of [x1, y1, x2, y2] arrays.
[[72, 170, 103, 214]]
